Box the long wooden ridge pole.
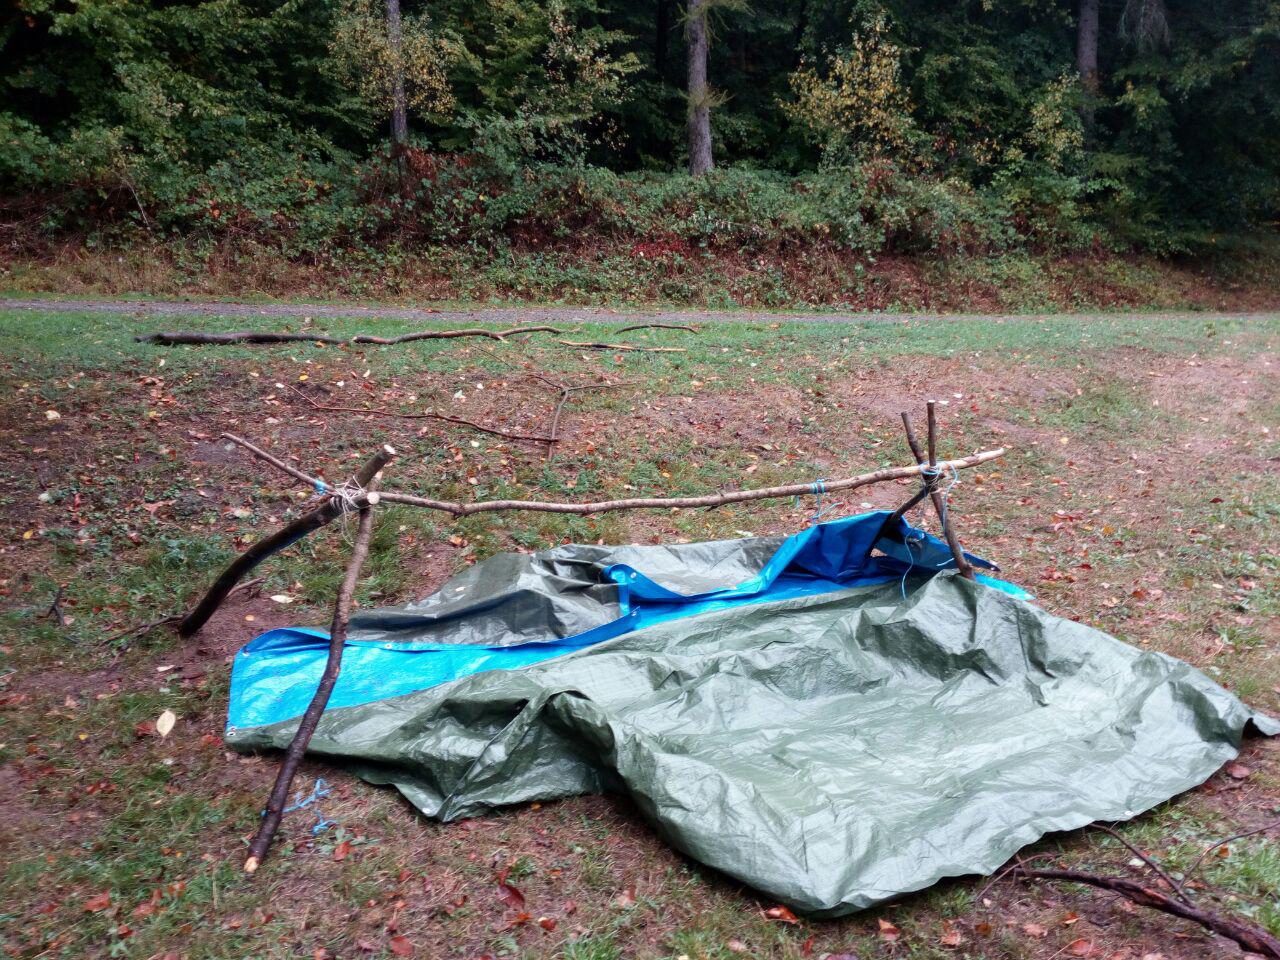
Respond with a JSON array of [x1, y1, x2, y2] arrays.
[[179, 432, 1004, 638], [372, 448, 1002, 516]]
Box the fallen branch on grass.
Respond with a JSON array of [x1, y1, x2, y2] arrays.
[[615, 322, 699, 334], [1185, 818, 1280, 881], [286, 385, 554, 444], [136, 325, 563, 347], [525, 372, 635, 455], [1015, 866, 1280, 959], [1095, 824, 1192, 906], [555, 339, 686, 353]]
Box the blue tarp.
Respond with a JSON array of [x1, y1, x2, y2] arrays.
[[228, 512, 1025, 730]]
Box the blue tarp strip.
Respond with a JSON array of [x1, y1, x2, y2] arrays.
[[228, 512, 1028, 731]]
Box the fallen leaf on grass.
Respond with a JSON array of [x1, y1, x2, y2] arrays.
[[536, 917, 557, 931], [763, 905, 799, 923], [877, 918, 901, 942], [1066, 938, 1096, 956], [612, 889, 636, 908], [332, 840, 352, 862], [155, 710, 176, 737], [496, 882, 525, 910], [1021, 922, 1048, 938], [726, 939, 748, 954], [83, 892, 111, 912], [1225, 762, 1252, 780], [939, 920, 965, 947], [387, 935, 414, 956]]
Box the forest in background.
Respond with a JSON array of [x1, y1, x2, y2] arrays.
[[2, 0, 1279, 295]]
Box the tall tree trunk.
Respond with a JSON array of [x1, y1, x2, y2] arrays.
[[655, 0, 672, 77], [385, 0, 408, 148], [686, 0, 713, 175], [1077, 0, 1100, 134]]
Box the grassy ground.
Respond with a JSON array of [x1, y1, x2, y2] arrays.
[[0, 308, 1277, 959], [4, 240, 1280, 313]]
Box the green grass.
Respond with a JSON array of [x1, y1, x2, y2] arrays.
[[2, 306, 1278, 958]]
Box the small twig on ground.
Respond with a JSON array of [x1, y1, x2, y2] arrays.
[[286, 384, 554, 444], [1186, 818, 1280, 881], [973, 853, 1057, 905], [44, 585, 67, 627], [137, 326, 563, 347], [615, 322, 699, 334], [1015, 866, 1280, 959], [555, 340, 686, 353], [1095, 824, 1193, 905], [533, 375, 634, 456], [243, 464, 388, 874]]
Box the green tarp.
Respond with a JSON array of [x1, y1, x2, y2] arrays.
[[228, 519, 1276, 915]]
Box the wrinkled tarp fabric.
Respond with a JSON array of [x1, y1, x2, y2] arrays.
[[229, 512, 1012, 730], [227, 515, 1277, 916]]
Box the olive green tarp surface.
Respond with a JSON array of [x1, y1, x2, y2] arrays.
[[230, 561, 1277, 916]]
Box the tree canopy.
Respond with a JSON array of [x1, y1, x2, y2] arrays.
[[2, 0, 1276, 251]]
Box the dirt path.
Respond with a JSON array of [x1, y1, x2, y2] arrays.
[[3, 294, 1278, 327]]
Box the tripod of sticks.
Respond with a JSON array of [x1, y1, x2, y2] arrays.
[[179, 402, 990, 872], [172, 403, 1280, 959]]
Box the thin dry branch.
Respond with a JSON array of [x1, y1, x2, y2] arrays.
[[555, 340, 686, 353], [927, 400, 976, 580], [1016, 866, 1280, 959], [354, 449, 1004, 517], [137, 326, 562, 347], [286, 385, 554, 444], [243, 473, 384, 875], [615, 322, 699, 334], [900, 406, 976, 579], [1187, 818, 1280, 881], [1095, 824, 1192, 905], [223, 432, 323, 488]]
